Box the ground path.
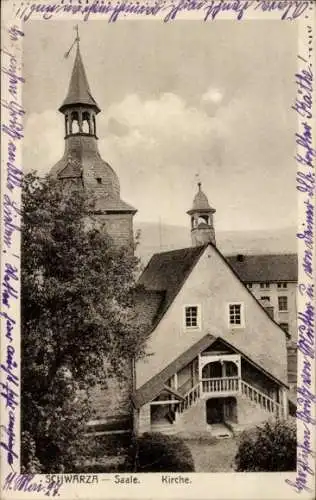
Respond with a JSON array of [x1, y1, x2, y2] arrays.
[[184, 436, 239, 472]]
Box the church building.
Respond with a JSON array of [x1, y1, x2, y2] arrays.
[[49, 36, 137, 438], [134, 184, 289, 436], [50, 37, 293, 440]]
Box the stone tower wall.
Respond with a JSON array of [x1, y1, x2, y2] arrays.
[[96, 213, 134, 249]]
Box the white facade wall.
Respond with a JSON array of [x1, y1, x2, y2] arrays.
[[136, 246, 288, 390]]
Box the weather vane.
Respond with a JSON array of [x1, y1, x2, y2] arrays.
[[64, 25, 80, 59], [195, 172, 201, 188], [75, 24, 80, 43]]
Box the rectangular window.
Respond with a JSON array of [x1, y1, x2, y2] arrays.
[[260, 296, 270, 302], [278, 296, 288, 312], [277, 283, 288, 289], [247, 283, 253, 289], [184, 306, 200, 329], [228, 303, 244, 328], [260, 282, 270, 289], [279, 323, 289, 333]]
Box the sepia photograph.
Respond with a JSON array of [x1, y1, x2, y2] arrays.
[[1, 6, 315, 497], [18, 18, 300, 475]]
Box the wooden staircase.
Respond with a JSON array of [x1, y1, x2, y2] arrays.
[[150, 378, 284, 436], [177, 379, 284, 419], [240, 380, 283, 417]]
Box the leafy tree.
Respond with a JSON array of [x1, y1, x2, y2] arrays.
[[234, 419, 296, 472], [21, 173, 146, 472]]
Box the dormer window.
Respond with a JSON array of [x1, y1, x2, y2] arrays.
[[184, 305, 201, 329], [260, 282, 270, 289], [96, 177, 102, 184], [277, 283, 288, 289]]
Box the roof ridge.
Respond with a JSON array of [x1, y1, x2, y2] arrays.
[[226, 253, 297, 257], [150, 244, 207, 259]]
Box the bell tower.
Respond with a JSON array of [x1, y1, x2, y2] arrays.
[[187, 182, 216, 246], [50, 29, 136, 249]]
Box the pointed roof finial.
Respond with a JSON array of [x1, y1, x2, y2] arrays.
[[59, 26, 100, 114], [187, 180, 216, 214], [75, 24, 80, 45]]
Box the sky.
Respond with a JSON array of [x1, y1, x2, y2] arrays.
[[23, 20, 298, 232]]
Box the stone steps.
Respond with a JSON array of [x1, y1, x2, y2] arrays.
[[210, 423, 233, 439], [151, 420, 177, 435]]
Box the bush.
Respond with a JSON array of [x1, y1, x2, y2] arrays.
[[135, 432, 195, 472], [235, 419, 296, 472]]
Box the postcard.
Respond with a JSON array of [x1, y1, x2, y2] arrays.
[[1, 1, 315, 499]]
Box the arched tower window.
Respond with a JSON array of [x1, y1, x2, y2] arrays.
[[187, 182, 216, 247], [71, 111, 79, 134], [93, 115, 96, 136], [82, 111, 91, 134], [197, 215, 210, 226]]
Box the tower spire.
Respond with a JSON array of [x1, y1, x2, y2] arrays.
[[187, 181, 216, 247], [50, 30, 137, 250], [75, 24, 80, 46], [60, 27, 100, 114]]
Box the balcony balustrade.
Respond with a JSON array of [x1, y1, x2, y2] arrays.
[[201, 376, 239, 396]]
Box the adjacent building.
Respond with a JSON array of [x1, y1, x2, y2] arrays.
[[226, 254, 298, 389], [226, 254, 298, 341]]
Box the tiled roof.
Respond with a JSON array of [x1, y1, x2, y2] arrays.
[[50, 137, 121, 200], [226, 254, 298, 282], [57, 160, 82, 178], [137, 246, 205, 329], [134, 288, 165, 329], [94, 196, 136, 213], [59, 45, 100, 113]]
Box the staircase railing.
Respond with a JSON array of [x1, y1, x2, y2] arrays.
[[202, 376, 239, 393], [240, 380, 283, 417], [176, 383, 200, 415], [174, 378, 283, 419]]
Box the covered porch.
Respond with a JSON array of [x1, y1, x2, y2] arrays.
[[135, 335, 288, 434], [199, 352, 240, 397]]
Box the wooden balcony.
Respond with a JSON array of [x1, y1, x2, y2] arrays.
[[201, 376, 239, 397]]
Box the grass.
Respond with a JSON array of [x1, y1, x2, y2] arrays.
[[184, 436, 239, 472]]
